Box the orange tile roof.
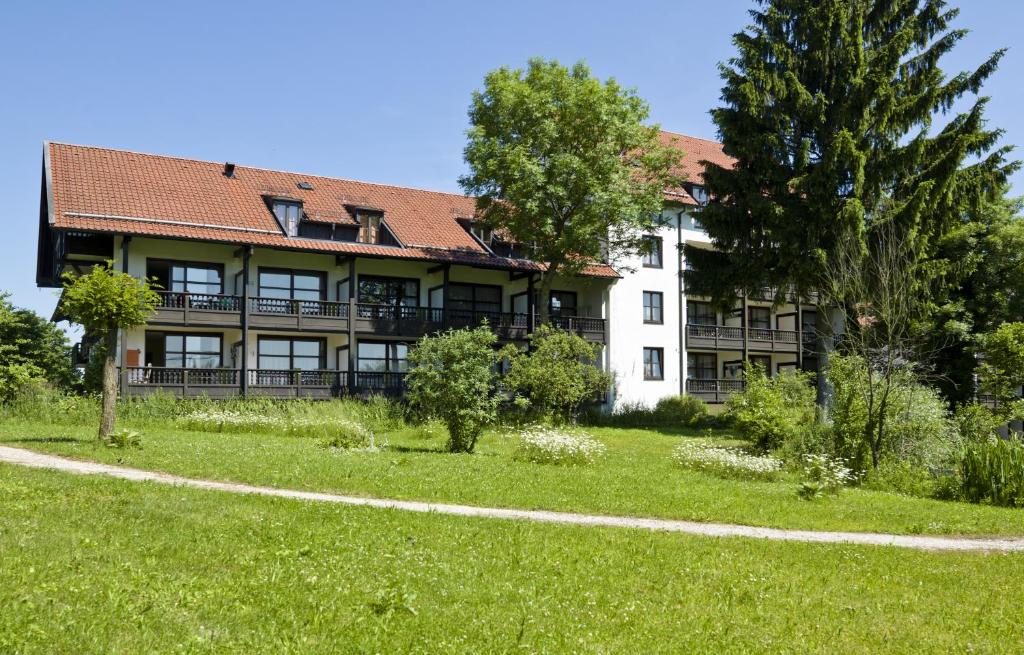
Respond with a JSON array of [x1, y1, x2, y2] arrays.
[[658, 130, 735, 186], [45, 135, 728, 279]]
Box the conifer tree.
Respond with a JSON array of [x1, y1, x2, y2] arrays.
[[684, 0, 1018, 402]]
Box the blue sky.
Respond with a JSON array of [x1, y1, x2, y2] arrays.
[[2, 0, 1022, 322]]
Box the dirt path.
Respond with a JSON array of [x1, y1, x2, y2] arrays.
[[3, 445, 1022, 552]]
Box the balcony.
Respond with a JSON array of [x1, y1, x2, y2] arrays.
[[150, 291, 243, 328], [146, 294, 606, 343], [686, 324, 801, 353], [122, 367, 408, 399], [685, 378, 745, 404]]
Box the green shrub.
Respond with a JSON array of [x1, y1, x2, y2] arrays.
[[862, 459, 937, 498], [954, 403, 1007, 444], [502, 325, 611, 422], [101, 428, 142, 449], [355, 395, 406, 433], [318, 420, 378, 450], [406, 326, 500, 453], [1, 386, 99, 424], [726, 365, 815, 451], [653, 395, 708, 427], [960, 437, 1024, 507]]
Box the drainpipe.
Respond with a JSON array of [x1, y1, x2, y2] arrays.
[[677, 211, 685, 396], [240, 247, 251, 398]]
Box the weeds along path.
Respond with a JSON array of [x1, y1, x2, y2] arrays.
[[2, 445, 1023, 553]]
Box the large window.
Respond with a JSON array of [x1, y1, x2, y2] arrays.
[[257, 337, 325, 370], [748, 307, 771, 330], [161, 333, 222, 369], [272, 199, 302, 236], [687, 353, 716, 380], [358, 276, 419, 307], [147, 260, 223, 295], [258, 268, 325, 302], [643, 291, 663, 324], [643, 347, 664, 381], [642, 236, 663, 268], [357, 341, 408, 372], [449, 283, 502, 315], [549, 291, 577, 317], [687, 301, 716, 326]]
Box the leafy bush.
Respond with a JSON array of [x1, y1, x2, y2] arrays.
[[406, 326, 500, 453], [960, 438, 1024, 507], [318, 420, 378, 450], [827, 354, 960, 473], [1, 386, 99, 424], [797, 454, 856, 500], [583, 395, 712, 429], [861, 459, 937, 498], [101, 428, 142, 449], [515, 426, 606, 465], [355, 395, 406, 433], [502, 325, 611, 422], [953, 402, 1006, 444], [726, 365, 815, 451], [0, 363, 46, 405], [979, 322, 1024, 402], [671, 440, 783, 480]]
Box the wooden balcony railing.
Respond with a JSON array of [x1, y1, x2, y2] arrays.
[[685, 378, 745, 404], [156, 291, 243, 312], [121, 367, 407, 399], [686, 324, 801, 352]]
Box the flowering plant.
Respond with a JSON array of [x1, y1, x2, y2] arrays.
[[515, 426, 606, 465], [672, 440, 783, 480]]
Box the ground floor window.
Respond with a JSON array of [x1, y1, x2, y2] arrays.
[[687, 353, 716, 380], [257, 337, 325, 370], [144, 331, 222, 368], [357, 341, 408, 372], [643, 347, 664, 381]]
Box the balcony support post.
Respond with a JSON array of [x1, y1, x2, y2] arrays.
[[797, 304, 804, 370], [240, 246, 251, 397], [442, 264, 450, 329], [347, 298, 357, 393]]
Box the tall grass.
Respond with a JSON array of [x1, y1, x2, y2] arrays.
[[1, 388, 407, 437], [961, 438, 1024, 508]]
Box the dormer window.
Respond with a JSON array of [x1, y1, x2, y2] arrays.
[[272, 199, 302, 237], [689, 184, 709, 206], [470, 224, 493, 245], [357, 212, 382, 244]]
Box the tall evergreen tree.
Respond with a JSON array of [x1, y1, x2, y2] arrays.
[[685, 0, 1017, 354]]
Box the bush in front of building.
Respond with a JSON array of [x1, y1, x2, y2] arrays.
[[501, 325, 611, 423], [725, 364, 816, 452], [406, 325, 501, 453]]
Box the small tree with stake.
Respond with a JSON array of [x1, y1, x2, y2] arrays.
[[460, 58, 682, 323], [60, 263, 159, 439]]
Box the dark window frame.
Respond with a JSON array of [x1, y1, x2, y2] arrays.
[[687, 300, 716, 326], [148, 330, 224, 369], [448, 282, 504, 314], [643, 291, 664, 324], [146, 258, 225, 295], [357, 275, 421, 307], [510, 289, 577, 316], [257, 267, 326, 301], [748, 306, 772, 330], [256, 336, 326, 370], [641, 236, 663, 268], [357, 211, 383, 244], [687, 352, 716, 380], [270, 198, 303, 237], [356, 340, 409, 373], [643, 347, 665, 381]]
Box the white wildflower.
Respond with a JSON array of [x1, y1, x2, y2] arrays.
[[672, 440, 782, 479], [516, 426, 606, 465]]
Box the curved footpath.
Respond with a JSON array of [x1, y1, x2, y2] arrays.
[[2, 445, 1023, 553]]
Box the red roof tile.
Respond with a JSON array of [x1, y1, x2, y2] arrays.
[[44, 136, 727, 280], [658, 130, 734, 186]]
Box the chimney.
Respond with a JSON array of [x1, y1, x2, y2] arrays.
[[223, 162, 236, 178]]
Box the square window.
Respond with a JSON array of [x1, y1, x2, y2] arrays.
[[643, 347, 664, 380], [642, 236, 663, 268], [643, 291, 663, 324]]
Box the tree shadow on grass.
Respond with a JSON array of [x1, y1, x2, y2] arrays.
[[1, 437, 83, 444]]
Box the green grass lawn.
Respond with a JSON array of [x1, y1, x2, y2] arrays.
[[2, 464, 1023, 654], [4, 418, 1024, 536]]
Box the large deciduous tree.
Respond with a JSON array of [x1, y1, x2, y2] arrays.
[[0, 292, 76, 396], [60, 263, 159, 438], [460, 58, 682, 322], [684, 0, 1017, 404]]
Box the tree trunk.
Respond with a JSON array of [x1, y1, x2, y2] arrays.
[[98, 329, 119, 439], [814, 305, 837, 420]]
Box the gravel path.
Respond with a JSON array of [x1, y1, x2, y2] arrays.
[[3, 444, 1023, 552]]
